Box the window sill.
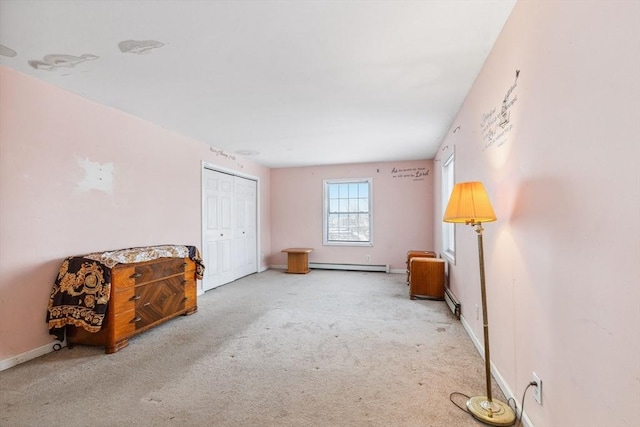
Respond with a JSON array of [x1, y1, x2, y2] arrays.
[[323, 241, 373, 247], [441, 250, 455, 265]]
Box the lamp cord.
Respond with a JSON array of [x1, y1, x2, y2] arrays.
[[449, 381, 537, 426], [449, 391, 472, 414], [513, 381, 537, 426]]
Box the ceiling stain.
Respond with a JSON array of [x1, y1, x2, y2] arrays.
[[118, 40, 164, 55], [28, 54, 99, 71], [0, 45, 17, 57]]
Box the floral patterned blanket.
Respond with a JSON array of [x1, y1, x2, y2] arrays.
[[47, 245, 204, 341]]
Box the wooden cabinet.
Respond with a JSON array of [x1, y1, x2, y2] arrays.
[[66, 257, 197, 353], [409, 257, 445, 300], [406, 250, 436, 284]]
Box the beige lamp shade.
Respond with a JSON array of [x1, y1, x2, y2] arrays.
[[443, 181, 497, 224]]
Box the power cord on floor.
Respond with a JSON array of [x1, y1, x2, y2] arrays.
[[448, 381, 538, 426], [449, 391, 471, 414]]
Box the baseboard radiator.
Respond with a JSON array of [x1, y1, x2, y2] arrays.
[[444, 287, 461, 319], [308, 262, 389, 273]]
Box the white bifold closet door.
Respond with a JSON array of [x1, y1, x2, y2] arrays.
[[202, 168, 257, 292]]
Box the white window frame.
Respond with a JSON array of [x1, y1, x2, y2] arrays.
[[442, 154, 456, 262], [323, 178, 373, 247]]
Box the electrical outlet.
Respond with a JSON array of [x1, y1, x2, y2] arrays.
[[532, 372, 542, 405], [366, 254, 371, 262]]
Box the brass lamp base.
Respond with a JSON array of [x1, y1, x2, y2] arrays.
[[466, 396, 516, 426]]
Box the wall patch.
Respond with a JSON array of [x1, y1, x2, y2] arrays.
[[76, 156, 114, 195]]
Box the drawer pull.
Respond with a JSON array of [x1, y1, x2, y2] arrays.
[[183, 262, 188, 267], [130, 272, 142, 279], [183, 297, 188, 302], [182, 280, 187, 285], [130, 317, 142, 323], [143, 302, 151, 307], [130, 295, 141, 301]]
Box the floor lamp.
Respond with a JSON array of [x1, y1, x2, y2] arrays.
[[443, 181, 515, 427]]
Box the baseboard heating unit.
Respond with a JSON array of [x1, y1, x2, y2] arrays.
[[444, 287, 461, 319], [308, 262, 389, 273]]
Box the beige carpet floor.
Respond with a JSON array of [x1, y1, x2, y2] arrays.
[[0, 269, 510, 426]]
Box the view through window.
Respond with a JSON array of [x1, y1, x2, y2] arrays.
[[323, 178, 372, 246]]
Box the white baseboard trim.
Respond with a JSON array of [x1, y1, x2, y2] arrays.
[[309, 262, 389, 273], [459, 314, 534, 427], [0, 340, 66, 371], [270, 264, 402, 274]]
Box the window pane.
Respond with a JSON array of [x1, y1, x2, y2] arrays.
[[328, 213, 339, 239], [329, 184, 339, 198], [339, 184, 349, 198], [359, 198, 368, 212], [349, 183, 358, 198], [360, 214, 370, 240], [358, 182, 367, 197]]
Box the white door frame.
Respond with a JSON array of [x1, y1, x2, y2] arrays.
[[200, 161, 260, 295]]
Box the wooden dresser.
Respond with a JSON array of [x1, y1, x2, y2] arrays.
[[66, 257, 198, 353]]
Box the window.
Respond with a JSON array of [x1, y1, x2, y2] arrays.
[[442, 154, 455, 261], [323, 178, 372, 246]]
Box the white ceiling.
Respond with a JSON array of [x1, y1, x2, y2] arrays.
[[0, 0, 515, 168]]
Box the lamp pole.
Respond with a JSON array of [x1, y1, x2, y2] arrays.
[[475, 222, 493, 404], [465, 220, 515, 426]]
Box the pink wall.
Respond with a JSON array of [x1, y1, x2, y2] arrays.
[[270, 161, 433, 271], [0, 66, 271, 362], [433, 1, 640, 426]]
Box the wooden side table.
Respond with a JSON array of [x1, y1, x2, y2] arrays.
[[281, 248, 314, 274]]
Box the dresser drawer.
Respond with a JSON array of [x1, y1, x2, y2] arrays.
[[184, 280, 197, 311], [111, 265, 135, 291], [112, 308, 136, 339], [110, 287, 135, 315], [135, 276, 186, 329], [133, 258, 186, 284]]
